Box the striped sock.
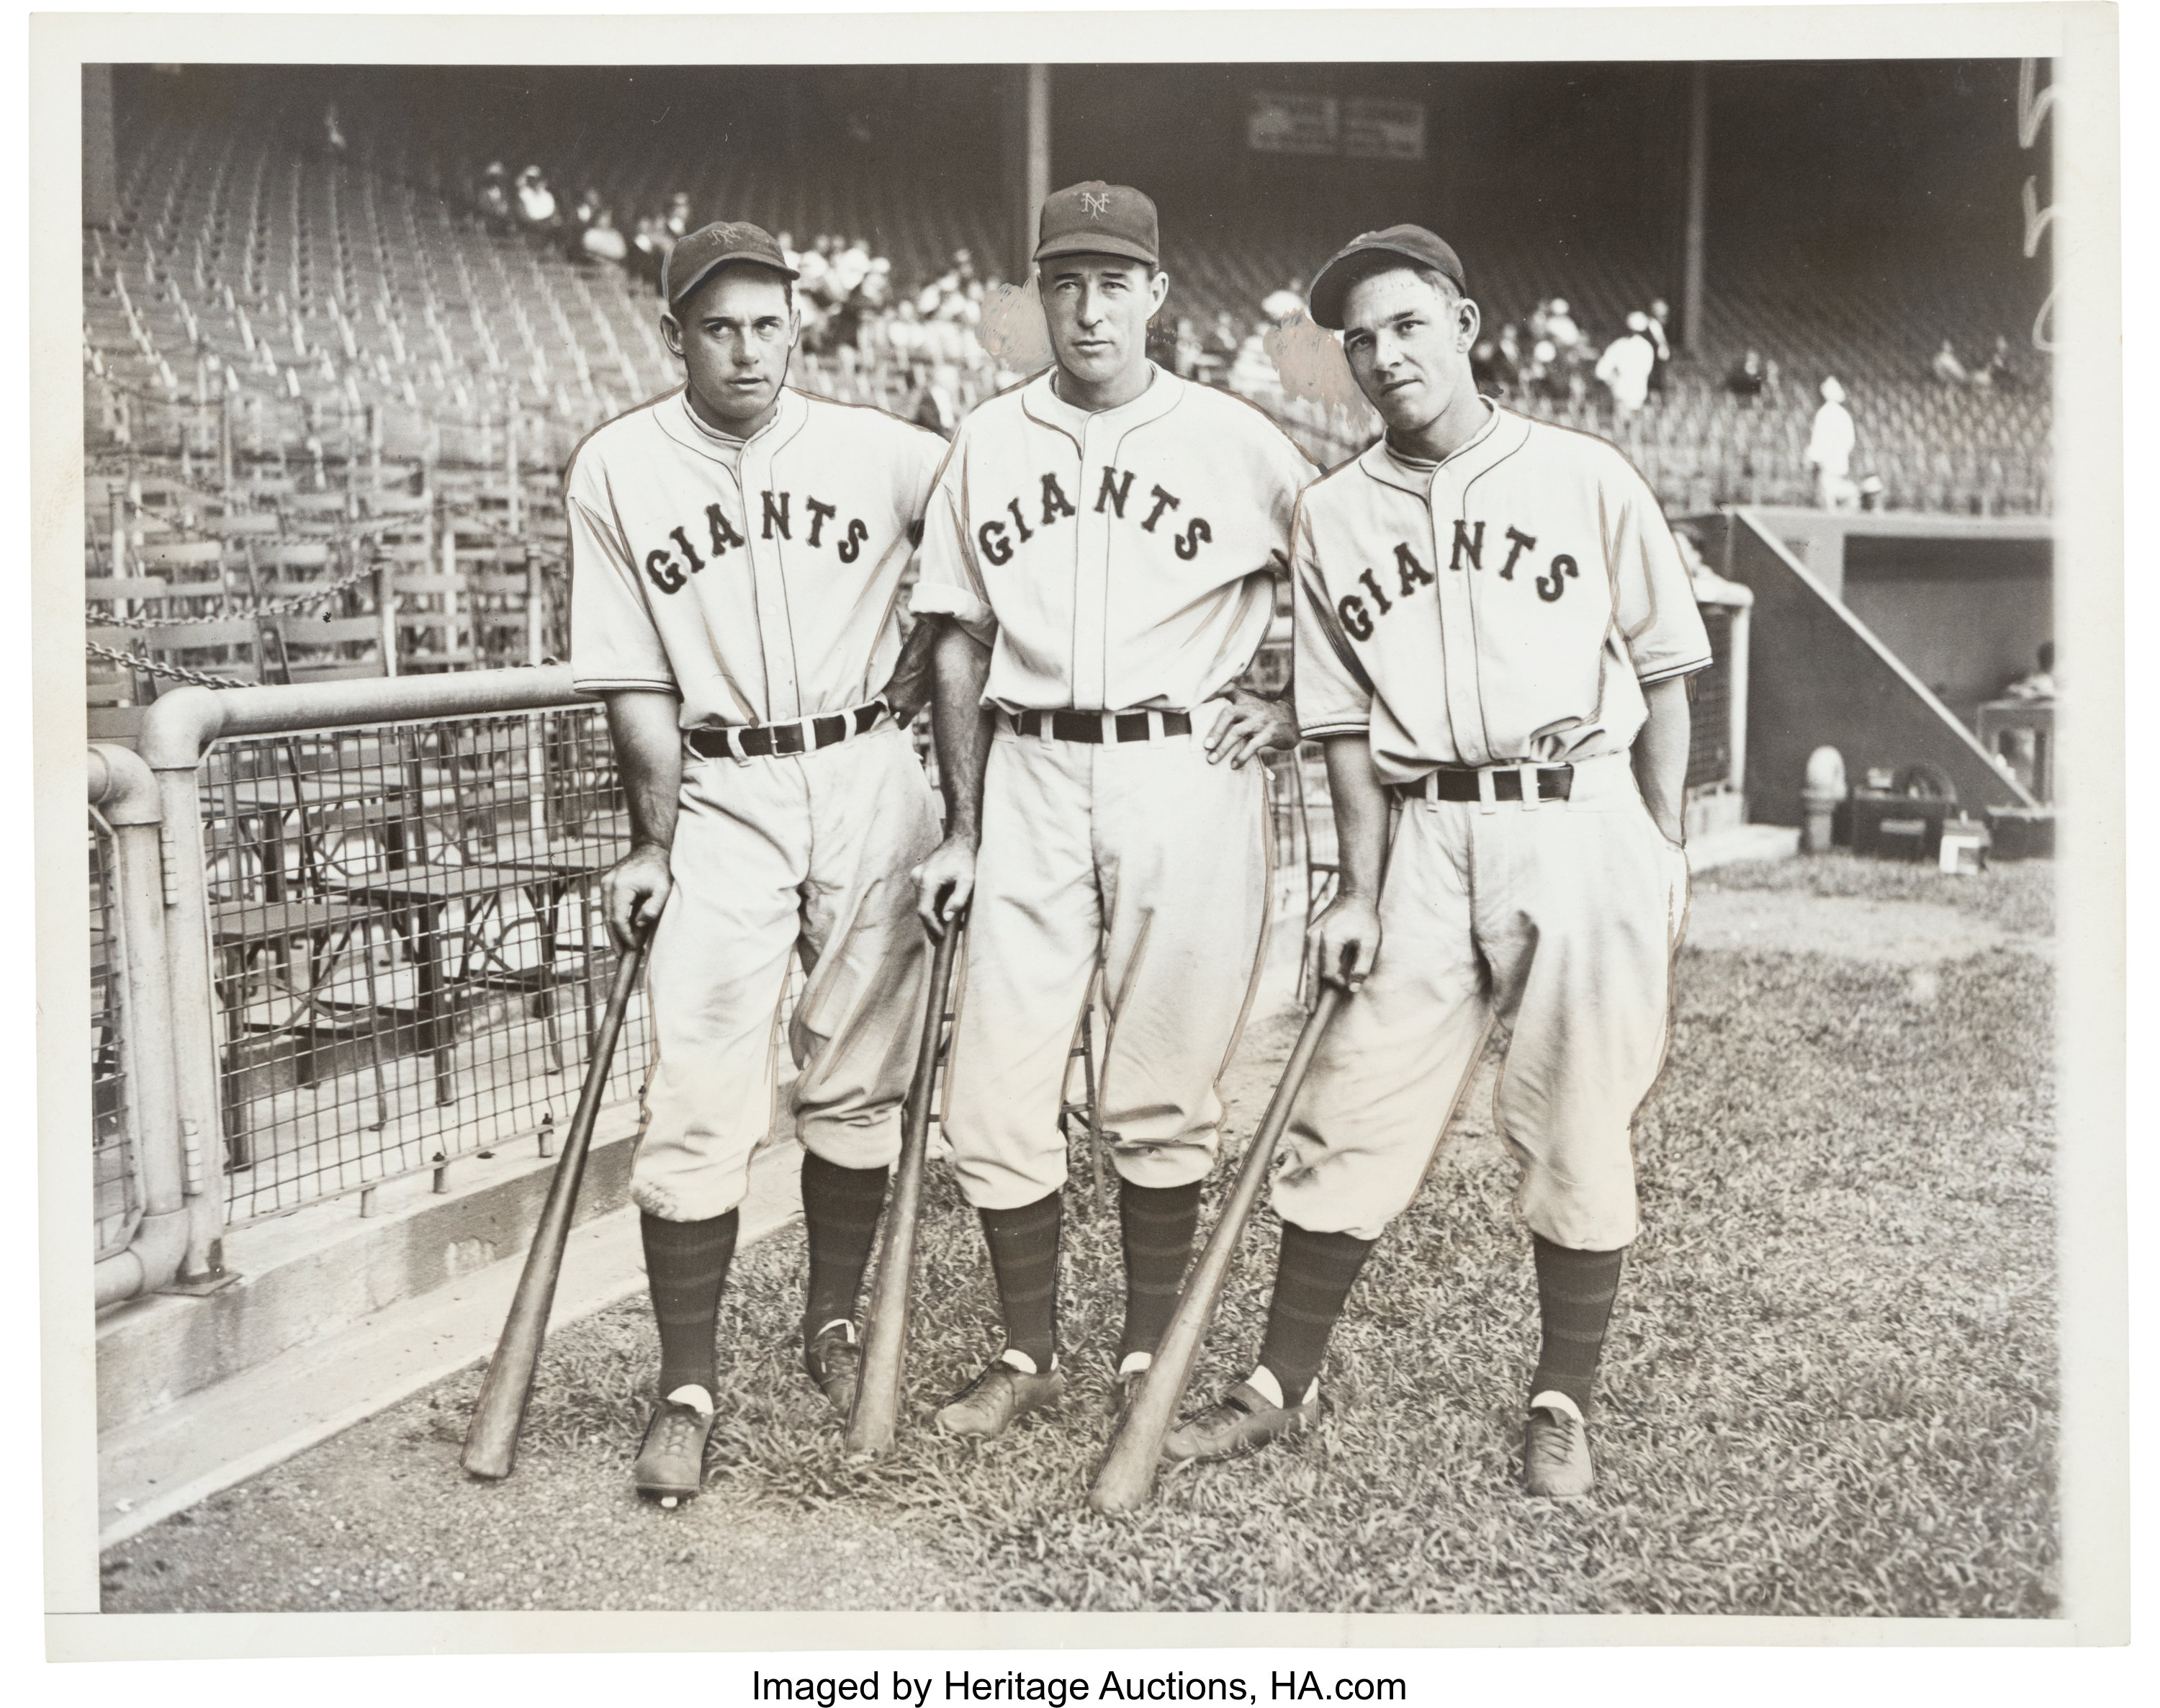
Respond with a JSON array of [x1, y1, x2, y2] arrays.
[[1118, 1177, 1202, 1362], [978, 1190, 1062, 1371], [641, 1208, 739, 1400], [798, 1151, 889, 1340], [1257, 1221, 1377, 1404], [1530, 1235, 1625, 1416]]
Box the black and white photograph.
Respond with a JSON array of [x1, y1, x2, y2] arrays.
[[32, 3, 2126, 1655]]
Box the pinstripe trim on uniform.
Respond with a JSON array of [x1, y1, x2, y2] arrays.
[[1637, 655, 1714, 684]]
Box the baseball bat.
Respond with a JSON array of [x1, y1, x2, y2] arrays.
[[1088, 976, 1350, 1514], [462, 925, 652, 1481], [844, 909, 968, 1456]]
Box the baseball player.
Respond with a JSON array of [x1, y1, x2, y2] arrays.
[[1166, 226, 1707, 1497], [907, 181, 1316, 1438], [568, 222, 950, 1502]]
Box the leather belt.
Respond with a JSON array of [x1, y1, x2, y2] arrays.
[[686, 701, 886, 761], [1393, 764, 1575, 804], [1010, 709, 1194, 744]]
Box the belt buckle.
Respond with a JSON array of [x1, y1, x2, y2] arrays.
[[774, 722, 806, 757], [1518, 762, 1542, 812]]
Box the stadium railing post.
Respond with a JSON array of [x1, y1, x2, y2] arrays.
[[89, 745, 194, 1307]]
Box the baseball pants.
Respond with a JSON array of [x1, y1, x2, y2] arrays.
[[1274, 751, 1689, 1249], [942, 719, 1272, 1210], [631, 724, 942, 1223]]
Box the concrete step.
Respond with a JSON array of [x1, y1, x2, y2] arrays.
[[97, 1137, 802, 1550]]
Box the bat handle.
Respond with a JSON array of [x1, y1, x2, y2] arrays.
[[843, 909, 966, 1456]]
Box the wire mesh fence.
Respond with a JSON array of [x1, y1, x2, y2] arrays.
[[199, 704, 652, 1227], [90, 812, 141, 1262]]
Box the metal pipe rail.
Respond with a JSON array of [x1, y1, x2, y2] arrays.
[[134, 666, 589, 1286], [89, 745, 192, 1308]]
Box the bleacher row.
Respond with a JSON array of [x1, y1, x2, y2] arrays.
[[84, 101, 2051, 734]]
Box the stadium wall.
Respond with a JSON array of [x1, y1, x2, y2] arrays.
[[1707, 509, 2040, 827]]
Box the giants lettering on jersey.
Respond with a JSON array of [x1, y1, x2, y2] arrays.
[[973, 467, 1214, 567], [640, 490, 883, 595], [1332, 521, 1579, 642]]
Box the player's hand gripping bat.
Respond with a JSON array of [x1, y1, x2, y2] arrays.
[[845, 907, 968, 1455], [462, 923, 653, 1480], [1088, 966, 1352, 1514]]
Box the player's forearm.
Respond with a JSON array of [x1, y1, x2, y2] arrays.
[[1631, 675, 1692, 845], [930, 620, 995, 843], [603, 688, 685, 853], [878, 611, 942, 724], [1321, 733, 1391, 901]]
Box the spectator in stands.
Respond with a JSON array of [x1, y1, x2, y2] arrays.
[[476, 161, 511, 227], [1931, 338, 1974, 385], [631, 215, 672, 292], [1172, 316, 1204, 379], [516, 166, 559, 231], [1262, 277, 1307, 325], [1978, 335, 2019, 391], [665, 192, 693, 241], [581, 206, 629, 266], [1806, 377, 1859, 511], [1725, 347, 1769, 400], [1544, 297, 1583, 354], [321, 104, 346, 158], [1645, 299, 1673, 393], [1595, 312, 1657, 417]]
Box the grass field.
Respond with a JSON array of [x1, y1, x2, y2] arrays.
[[103, 853, 2058, 1618]]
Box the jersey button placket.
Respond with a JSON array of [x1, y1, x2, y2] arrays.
[[744, 441, 801, 724], [1431, 482, 1488, 769], [1071, 421, 1111, 713]]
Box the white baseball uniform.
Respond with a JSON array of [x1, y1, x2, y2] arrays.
[[911, 364, 1316, 1210], [1282, 403, 1711, 1249], [570, 384, 949, 1223]]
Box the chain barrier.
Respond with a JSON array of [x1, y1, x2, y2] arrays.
[[85, 639, 249, 688], [91, 553, 387, 629]]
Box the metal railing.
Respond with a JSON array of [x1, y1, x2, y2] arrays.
[[90, 809, 139, 1262]]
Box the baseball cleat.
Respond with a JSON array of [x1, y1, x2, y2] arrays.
[[934, 1359, 1068, 1439], [804, 1320, 863, 1419], [1523, 1403, 1596, 1498], [1163, 1380, 1318, 1463], [632, 1397, 717, 1503]]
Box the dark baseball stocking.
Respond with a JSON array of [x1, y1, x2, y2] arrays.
[[642, 1208, 739, 1401], [1529, 1234, 1625, 1415], [978, 1190, 1063, 1370], [1117, 1177, 1202, 1363], [1257, 1221, 1377, 1403], [798, 1151, 890, 1339]]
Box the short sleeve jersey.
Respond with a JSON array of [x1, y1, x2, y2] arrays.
[[910, 365, 1316, 714], [1292, 405, 1712, 783], [568, 386, 948, 729]]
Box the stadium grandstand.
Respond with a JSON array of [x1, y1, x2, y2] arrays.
[[84, 60, 2050, 726]]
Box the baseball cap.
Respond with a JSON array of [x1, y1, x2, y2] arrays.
[[1033, 181, 1159, 268], [1307, 225, 1468, 330], [663, 220, 800, 309]]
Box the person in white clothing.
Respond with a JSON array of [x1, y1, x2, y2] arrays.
[[569, 222, 950, 1503], [1806, 376, 1859, 509], [1595, 313, 1657, 415], [909, 181, 1316, 1441]]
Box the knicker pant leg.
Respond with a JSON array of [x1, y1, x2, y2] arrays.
[[1272, 804, 1495, 1241], [1091, 733, 1272, 1191], [632, 759, 807, 1223], [789, 729, 945, 1170], [942, 732, 1103, 1210], [1476, 759, 1688, 1252]]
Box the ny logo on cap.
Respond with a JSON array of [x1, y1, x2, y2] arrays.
[[1080, 190, 1112, 220]]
